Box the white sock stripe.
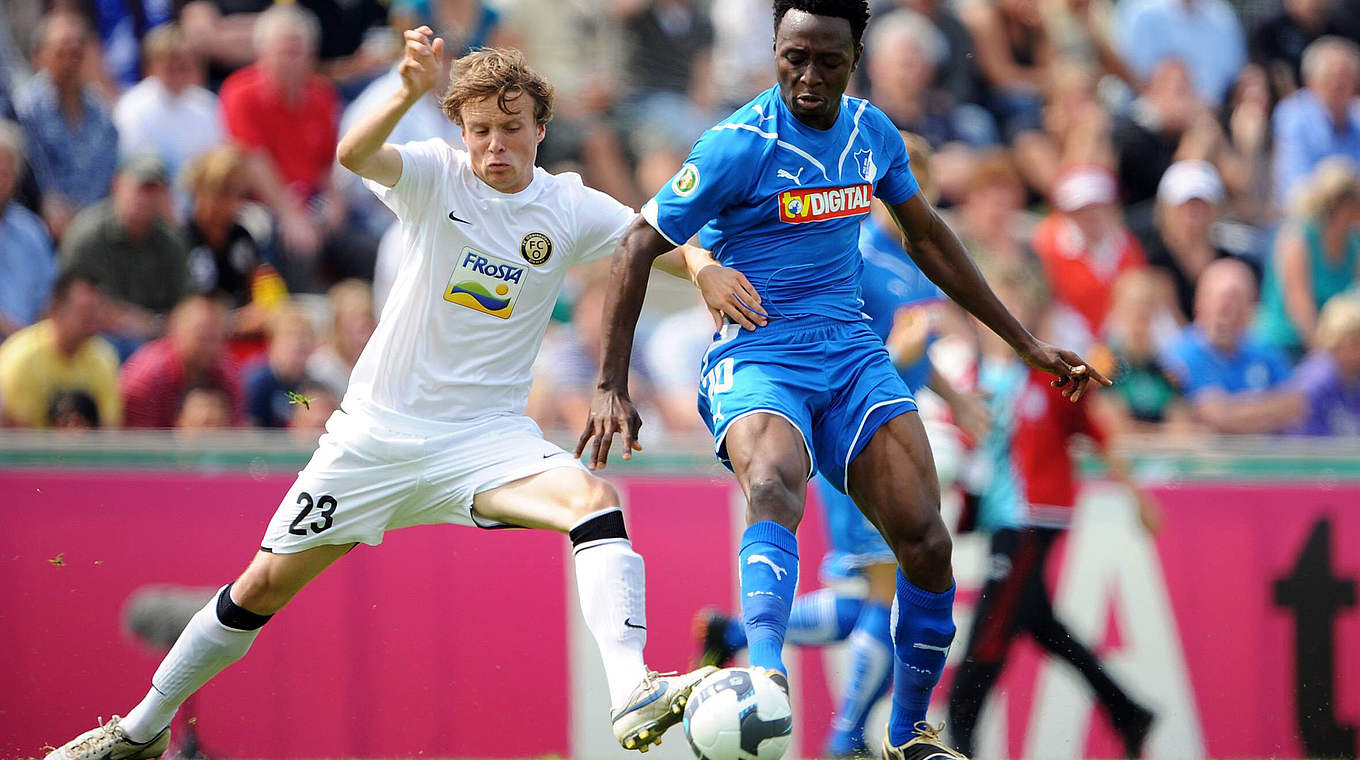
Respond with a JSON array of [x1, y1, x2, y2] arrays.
[[569, 506, 623, 532], [571, 536, 632, 555]]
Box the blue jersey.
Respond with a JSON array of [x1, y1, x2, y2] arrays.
[[644, 86, 919, 322], [857, 218, 944, 394]]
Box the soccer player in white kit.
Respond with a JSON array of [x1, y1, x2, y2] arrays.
[[43, 28, 742, 760]]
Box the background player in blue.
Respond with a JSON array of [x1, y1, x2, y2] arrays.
[[575, 3, 1110, 759], [693, 135, 991, 758]]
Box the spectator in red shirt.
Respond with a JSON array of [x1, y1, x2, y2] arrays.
[[1033, 164, 1148, 340], [221, 4, 337, 200], [120, 294, 242, 428], [220, 4, 364, 287]]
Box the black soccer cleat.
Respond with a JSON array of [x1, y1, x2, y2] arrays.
[[881, 722, 969, 760], [693, 609, 738, 668]]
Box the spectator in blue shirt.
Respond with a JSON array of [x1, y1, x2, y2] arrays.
[[1115, 0, 1246, 105], [1161, 258, 1305, 432], [244, 306, 318, 428], [16, 11, 119, 241], [1272, 36, 1360, 205], [0, 120, 56, 338]]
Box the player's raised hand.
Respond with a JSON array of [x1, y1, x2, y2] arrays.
[[575, 387, 644, 470], [398, 26, 444, 98], [695, 263, 767, 330], [1019, 340, 1112, 402]]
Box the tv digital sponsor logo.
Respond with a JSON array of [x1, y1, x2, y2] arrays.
[[777, 184, 872, 224]]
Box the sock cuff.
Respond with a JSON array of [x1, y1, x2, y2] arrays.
[[569, 507, 627, 546], [217, 583, 273, 631], [896, 573, 956, 611], [741, 520, 799, 556]]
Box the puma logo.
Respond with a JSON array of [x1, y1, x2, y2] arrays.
[[776, 167, 804, 185], [747, 554, 788, 580]]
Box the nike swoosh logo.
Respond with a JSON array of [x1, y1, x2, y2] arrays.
[[448, 210, 471, 224], [543, 451, 562, 459], [624, 617, 646, 630]]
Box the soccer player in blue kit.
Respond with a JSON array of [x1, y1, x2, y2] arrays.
[[576, 2, 1109, 758], [694, 134, 991, 758]]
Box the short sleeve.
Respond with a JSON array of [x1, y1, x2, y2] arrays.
[[870, 111, 919, 205], [363, 138, 450, 219], [641, 128, 750, 246], [571, 181, 637, 265], [1158, 339, 1198, 396]]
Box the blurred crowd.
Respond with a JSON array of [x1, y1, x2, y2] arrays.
[[1, 0, 1359, 440]]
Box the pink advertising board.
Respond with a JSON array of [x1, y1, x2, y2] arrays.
[[2, 471, 1357, 758]]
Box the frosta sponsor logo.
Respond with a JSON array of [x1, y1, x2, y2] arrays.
[[444, 248, 527, 319], [777, 184, 873, 223]]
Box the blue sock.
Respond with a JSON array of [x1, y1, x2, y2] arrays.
[[827, 600, 894, 756], [739, 520, 799, 674], [887, 572, 956, 745], [787, 588, 863, 646]]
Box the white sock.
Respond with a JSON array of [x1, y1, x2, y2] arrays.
[[121, 587, 262, 742], [574, 531, 649, 712]]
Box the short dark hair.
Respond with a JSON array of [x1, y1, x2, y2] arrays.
[[773, 0, 872, 47], [50, 269, 100, 306], [48, 389, 100, 428]]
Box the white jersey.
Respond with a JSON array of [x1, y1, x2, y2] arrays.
[[348, 138, 634, 428]]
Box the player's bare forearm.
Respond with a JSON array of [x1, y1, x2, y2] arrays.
[[336, 27, 443, 187], [889, 193, 1110, 399], [888, 194, 1035, 354], [651, 245, 713, 280], [596, 217, 674, 392], [336, 90, 419, 187]]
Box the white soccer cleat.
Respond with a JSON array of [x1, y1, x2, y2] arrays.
[[612, 666, 718, 752], [43, 716, 170, 760]]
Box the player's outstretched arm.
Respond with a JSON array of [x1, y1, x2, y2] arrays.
[[574, 217, 675, 470], [887, 192, 1112, 401], [336, 26, 445, 187]]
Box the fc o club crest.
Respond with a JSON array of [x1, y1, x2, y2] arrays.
[[520, 232, 553, 265]]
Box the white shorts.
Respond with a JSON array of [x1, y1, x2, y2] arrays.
[[260, 409, 585, 554]]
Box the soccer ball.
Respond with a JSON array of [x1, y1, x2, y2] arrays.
[[683, 667, 793, 760]]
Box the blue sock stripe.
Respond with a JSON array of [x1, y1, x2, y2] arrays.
[[896, 571, 955, 610], [740, 520, 799, 555]]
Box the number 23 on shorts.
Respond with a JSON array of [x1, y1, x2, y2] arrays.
[[288, 491, 338, 536]]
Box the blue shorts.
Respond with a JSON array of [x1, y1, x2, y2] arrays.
[[697, 316, 917, 494], [815, 474, 896, 580]]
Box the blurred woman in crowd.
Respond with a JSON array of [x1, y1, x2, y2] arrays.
[[1256, 157, 1360, 355], [959, 0, 1056, 194], [950, 149, 1037, 271], [1092, 269, 1193, 433], [307, 278, 376, 398], [1032, 164, 1147, 339], [1143, 160, 1250, 322], [183, 145, 270, 322], [1290, 292, 1360, 435]]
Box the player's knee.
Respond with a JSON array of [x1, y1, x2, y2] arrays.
[[892, 516, 953, 573], [230, 565, 294, 617], [744, 474, 804, 531], [565, 474, 621, 521]]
